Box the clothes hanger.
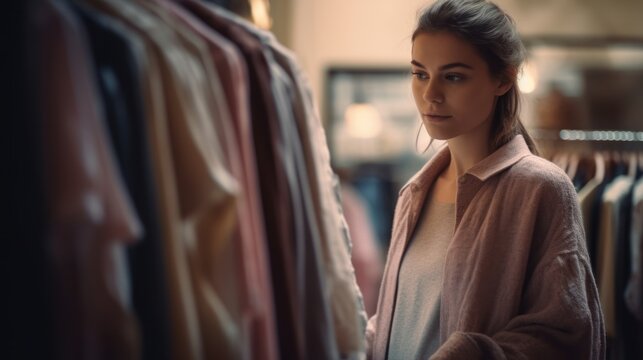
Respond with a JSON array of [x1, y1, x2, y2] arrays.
[[576, 151, 596, 186], [566, 151, 580, 180], [593, 152, 605, 185], [552, 151, 569, 173], [627, 151, 638, 178]]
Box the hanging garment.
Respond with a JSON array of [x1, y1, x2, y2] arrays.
[[268, 37, 369, 358], [598, 175, 634, 339], [578, 173, 606, 274], [81, 0, 211, 358], [602, 169, 640, 360], [625, 177, 643, 321], [139, 2, 247, 358], [148, 2, 280, 359], [72, 5, 173, 360], [184, 2, 314, 358], [38, 1, 143, 358], [28, 1, 368, 358]]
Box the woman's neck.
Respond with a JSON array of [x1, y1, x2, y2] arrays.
[[444, 131, 492, 181]]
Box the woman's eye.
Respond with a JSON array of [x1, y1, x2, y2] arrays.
[[411, 71, 428, 80], [445, 73, 464, 82]]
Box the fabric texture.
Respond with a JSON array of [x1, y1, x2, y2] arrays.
[[367, 135, 605, 360]]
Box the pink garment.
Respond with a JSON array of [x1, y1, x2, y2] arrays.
[[151, 1, 279, 359], [367, 135, 605, 360], [38, 1, 142, 358]]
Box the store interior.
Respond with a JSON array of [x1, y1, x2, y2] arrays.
[[11, 0, 643, 359]]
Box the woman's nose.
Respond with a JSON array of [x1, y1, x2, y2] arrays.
[[423, 80, 444, 104]]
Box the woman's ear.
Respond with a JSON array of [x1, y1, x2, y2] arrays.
[[494, 68, 516, 96], [495, 80, 513, 96]]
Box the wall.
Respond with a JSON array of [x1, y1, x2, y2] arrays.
[[272, 0, 643, 117]]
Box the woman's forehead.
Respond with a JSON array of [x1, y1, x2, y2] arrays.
[[411, 32, 484, 70]]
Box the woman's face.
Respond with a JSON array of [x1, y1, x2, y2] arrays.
[[411, 31, 511, 142]]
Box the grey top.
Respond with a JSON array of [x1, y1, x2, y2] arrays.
[[386, 194, 455, 360]]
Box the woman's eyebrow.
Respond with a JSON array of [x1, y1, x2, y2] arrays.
[[410, 60, 474, 71], [411, 60, 425, 68], [440, 62, 474, 70]]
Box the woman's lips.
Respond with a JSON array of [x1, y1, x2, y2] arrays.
[[423, 114, 452, 122]]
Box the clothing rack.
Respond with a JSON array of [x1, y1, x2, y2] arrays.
[[531, 129, 643, 154], [532, 129, 643, 142], [13, 1, 365, 359], [530, 126, 643, 360]]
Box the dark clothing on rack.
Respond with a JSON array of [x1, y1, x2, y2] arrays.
[[74, 5, 172, 360], [625, 178, 643, 321], [579, 178, 608, 276], [611, 177, 641, 360], [559, 149, 643, 360]]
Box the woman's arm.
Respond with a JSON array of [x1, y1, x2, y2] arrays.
[[431, 248, 605, 360]]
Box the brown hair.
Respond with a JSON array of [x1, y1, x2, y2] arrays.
[[413, 0, 539, 155]]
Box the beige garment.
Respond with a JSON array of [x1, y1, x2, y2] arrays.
[[267, 40, 368, 357], [151, 2, 280, 360], [598, 176, 634, 337], [39, 1, 142, 358], [367, 135, 605, 360], [111, 2, 242, 360], [142, 2, 254, 359], [81, 1, 239, 359], [387, 195, 455, 360]]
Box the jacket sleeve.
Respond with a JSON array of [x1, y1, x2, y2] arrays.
[[430, 249, 605, 360]]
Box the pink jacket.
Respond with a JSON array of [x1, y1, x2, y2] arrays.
[[366, 135, 605, 359]]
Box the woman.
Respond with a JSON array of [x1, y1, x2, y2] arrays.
[[366, 1, 605, 359]]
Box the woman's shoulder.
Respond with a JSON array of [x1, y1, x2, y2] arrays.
[[502, 154, 576, 196]]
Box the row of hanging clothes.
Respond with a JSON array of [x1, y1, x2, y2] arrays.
[[538, 131, 643, 360], [11, 0, 366, 359]]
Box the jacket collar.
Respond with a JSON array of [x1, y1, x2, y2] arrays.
[[400, 135, 532, 195]]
